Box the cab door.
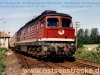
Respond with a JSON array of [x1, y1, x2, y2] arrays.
[[38, 19, 45, 39]]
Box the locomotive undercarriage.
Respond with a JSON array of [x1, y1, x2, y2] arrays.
[[14, 41, 76, 61]]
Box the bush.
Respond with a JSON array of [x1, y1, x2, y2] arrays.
[[96, 45, 100, 51], [0, 48, 7, 54], [73, 49, 100, 63], [78, 44, 84, 48], [0, 63, 5, 72], [0, 48, 7, 75]]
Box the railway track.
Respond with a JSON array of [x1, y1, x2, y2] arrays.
[[41, 61, 97, 75], [15, 53, 32, 75], [14, 52, 64, 75], [55, 62, 99, 75], [40, 58, 100, 75], [14, 52, 100, 75], [53, 59, 100, 75], [75, 58, 100, 68]]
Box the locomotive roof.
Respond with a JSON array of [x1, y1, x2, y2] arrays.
[[18, 10, 72, 33], [27, 10, 71, 24]]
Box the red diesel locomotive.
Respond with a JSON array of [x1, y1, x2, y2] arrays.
[[10, 10, 76, 60]]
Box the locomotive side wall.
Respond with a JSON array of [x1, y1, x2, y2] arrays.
[[17, 23, 38, 42]]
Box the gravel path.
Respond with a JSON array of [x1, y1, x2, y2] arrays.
[[4, 50, 22, 75]]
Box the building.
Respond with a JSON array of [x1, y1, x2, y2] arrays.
[[0, 31, 10, 48]]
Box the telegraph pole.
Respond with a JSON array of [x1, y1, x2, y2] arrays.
[[0, 31, 1, 47], [0, 18, 4, 47], [75, 22, 80, 50], [3, 22, 6, 47], [8, 32, 10, 48], [0, 18, 6, 47]]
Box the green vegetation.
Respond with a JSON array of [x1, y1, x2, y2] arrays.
[[0, 48, 7, 75], [96, 45, 100, 51], [76, 27, 100, 63], [77, 28, 100, 46], [73, 48, 100, 63]]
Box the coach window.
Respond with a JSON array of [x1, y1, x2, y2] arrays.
[[47, 18, 58, 27], [62, 18, 71, 27], [41, 20, 44, 28]]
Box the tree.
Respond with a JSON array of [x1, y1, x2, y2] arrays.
[[90, 28, 99, 44], [84, 29, 90, 44], [77, 28, 100, 45], [97, 35, 100, 44], [84, 29, 89, 37], [77, 29, 84, 45]]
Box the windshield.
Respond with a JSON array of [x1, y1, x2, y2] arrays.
[[62, 18, 71, 27], [47, 18, 58, 27]]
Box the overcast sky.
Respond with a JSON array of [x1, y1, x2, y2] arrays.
[[0, 0, 100, 36]]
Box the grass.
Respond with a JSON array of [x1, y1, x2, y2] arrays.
[[73, 48, 100, 63], [0, 48, 7, 75]]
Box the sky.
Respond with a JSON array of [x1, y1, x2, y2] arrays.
[[0, 0, 100, 36]]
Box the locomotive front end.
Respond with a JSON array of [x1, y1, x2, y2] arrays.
[[38, 14, 76, 60]]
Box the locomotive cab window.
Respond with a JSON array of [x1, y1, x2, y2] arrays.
[[62, 18, 71, 27], [47, 18, 58, 27]]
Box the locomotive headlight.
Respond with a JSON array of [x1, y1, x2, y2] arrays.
[[58, 29, 65, 35]]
